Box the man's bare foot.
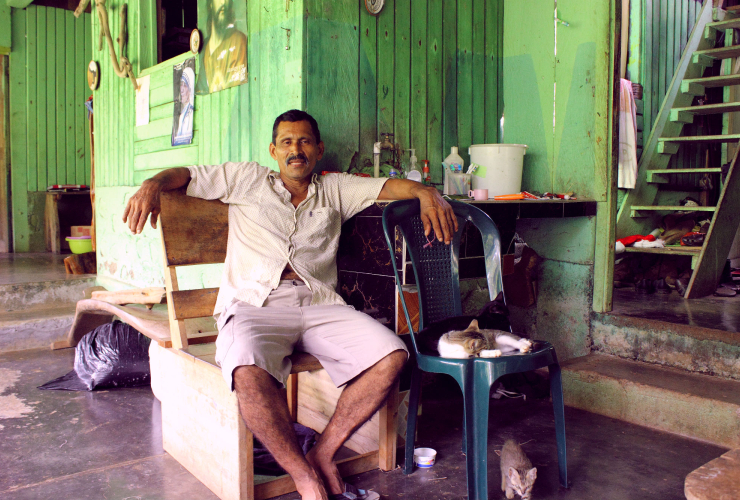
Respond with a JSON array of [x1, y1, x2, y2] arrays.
[[306, 446, 344, 495], [294, 470, 330, 500]]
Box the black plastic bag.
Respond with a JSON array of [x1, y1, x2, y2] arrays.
[[39, 321, 151, 391]]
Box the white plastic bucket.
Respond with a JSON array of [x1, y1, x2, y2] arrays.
[[469, 144, 528, 197], [413, 447, 437, 468]]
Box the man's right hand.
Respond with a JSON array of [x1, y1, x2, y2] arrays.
[[123, 178, 164, 234], [122, 167, 192, 235]]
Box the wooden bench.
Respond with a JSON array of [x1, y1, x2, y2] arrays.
[[55, 188, 399, 500], [685, 448, 740, 500]]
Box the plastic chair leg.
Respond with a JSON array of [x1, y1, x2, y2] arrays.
[[403, 366, 423, 474], [549, 362, 568, 488], [463, 377, 494, 500]]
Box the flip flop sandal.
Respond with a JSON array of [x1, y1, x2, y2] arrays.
[[714, 287, 737, 297], [329, 483, 380, 500]]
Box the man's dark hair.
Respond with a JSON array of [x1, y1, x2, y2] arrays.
[[272, 110, 321, 144]]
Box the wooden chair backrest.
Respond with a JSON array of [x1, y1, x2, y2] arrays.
[[159, 189, 228, 349]]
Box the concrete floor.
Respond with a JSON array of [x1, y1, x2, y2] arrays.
[[612, 287, 740, 332], [0, 347, 726, 500]]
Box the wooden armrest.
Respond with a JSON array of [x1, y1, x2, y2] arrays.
[[91, 287, 167, 306]]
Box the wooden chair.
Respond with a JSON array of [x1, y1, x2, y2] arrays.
[[57, 188, 399, 500]]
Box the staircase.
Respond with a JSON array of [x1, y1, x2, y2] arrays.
[[0, 254, 96, 353], [616, 1, 740, 298]]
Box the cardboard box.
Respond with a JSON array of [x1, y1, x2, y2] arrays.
[[71, 226, 91, 237]]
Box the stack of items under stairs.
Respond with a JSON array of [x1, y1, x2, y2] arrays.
[[616, 1, 740, 298]]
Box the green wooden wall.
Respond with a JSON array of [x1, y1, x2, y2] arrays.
[[503, 0, 613, 201], [8, 6, 92, 251], [94, 0, 305, 189], [304, 0, 504, 185], [0, 5, 10, 52]]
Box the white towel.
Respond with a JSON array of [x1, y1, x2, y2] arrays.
[[618, 78, 638, 189]]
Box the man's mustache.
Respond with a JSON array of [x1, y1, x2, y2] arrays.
[[287, 153, 308, 164]]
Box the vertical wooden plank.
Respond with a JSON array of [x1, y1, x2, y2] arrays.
[[650, 0, 660, 131], [666, 0, 674, 100], [46, 7, 57, 186], [657, 0, 666, 115], [26, 7, 38, 192], [427, 0, 443, 183], [377, 0, 395, 137], [359, 5, 378, 162], [442, 0, 457, 158], [9, 8, 29, 251], [484, 0, 499, 144], [0, 56, 10, 252], [66, 11, 76, 184], [394, 0, 411, 153], [56, 8, 67, 186], [456, 0, 472, 164], [496, 0, 503, 138], [410, 0, 427, 161], [75, 12, 85, 186], [84, 13, 92, 186], [470, 0, 484, 146], [36, 7, 48, 191]]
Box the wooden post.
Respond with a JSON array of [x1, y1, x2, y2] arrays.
[[378, 379, 399, 471]]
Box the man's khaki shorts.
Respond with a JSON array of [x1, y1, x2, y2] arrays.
[[215, 280, 408, 390]]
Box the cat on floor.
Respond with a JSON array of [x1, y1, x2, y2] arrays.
[[499, 439, 537, 500], [437, 319, 532, 358]]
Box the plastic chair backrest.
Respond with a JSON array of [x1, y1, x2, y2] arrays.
[[382, 199, 504, 351]]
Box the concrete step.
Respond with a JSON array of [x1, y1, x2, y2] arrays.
[[0, 277, 96, 313], [591, 313, 740, 380], [562, 353, 740, 448], [0, 305, 76, 353]]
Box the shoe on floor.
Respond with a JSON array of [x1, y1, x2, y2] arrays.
[[330, 483, 380, 500], [676, 278, 689, 297], [714, 287, 737, 297], [636, 278, 654, 294], [654, 279, 671, 294]]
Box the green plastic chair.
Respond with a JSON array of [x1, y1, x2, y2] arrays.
[[382, 199, 568, 500]]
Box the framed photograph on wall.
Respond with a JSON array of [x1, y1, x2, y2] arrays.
[[173, 58, 196, 146], [195, 0, 248, 95]]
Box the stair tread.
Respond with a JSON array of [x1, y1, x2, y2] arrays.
[[694, 45, 740, 60], [707, 18, 740, 30], [648, 168, 723, 173], [673, 102, 740, 115], [631, 205, 716, 211], [624, 246, 702, 255], [660, 134, 740, 143], [684, 73, 740, 88], [562, 353, 740, 406], [0, 305, 77, 325]]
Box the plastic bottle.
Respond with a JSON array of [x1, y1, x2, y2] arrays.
[[405, 149, 422, 182], [444, 147, 465, 171], [422, 160, 431, 185]]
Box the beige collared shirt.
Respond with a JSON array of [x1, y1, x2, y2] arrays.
[[186, 162, 388, 316]]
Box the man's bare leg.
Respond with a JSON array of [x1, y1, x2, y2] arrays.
[[306, 350, 407, 495], [233, 365, 328, 500]]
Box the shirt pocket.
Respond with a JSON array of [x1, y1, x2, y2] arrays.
[[300, 207, 341, 252]]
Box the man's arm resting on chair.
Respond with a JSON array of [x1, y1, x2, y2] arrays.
[[378, 178, 459, 244], [123, 167, 192, 234]]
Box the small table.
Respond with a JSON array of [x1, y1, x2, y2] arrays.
[[44, 191, 92, 254]]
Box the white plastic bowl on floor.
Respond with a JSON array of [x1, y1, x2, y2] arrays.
[[413, 447, 437, 468]]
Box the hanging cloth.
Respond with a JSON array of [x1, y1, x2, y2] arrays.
[[618, 78, 638, 189]]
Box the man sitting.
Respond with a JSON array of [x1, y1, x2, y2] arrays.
[[122, 109, 457, 500]]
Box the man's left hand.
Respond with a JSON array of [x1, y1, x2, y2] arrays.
[[417, 187, 458, 245]]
